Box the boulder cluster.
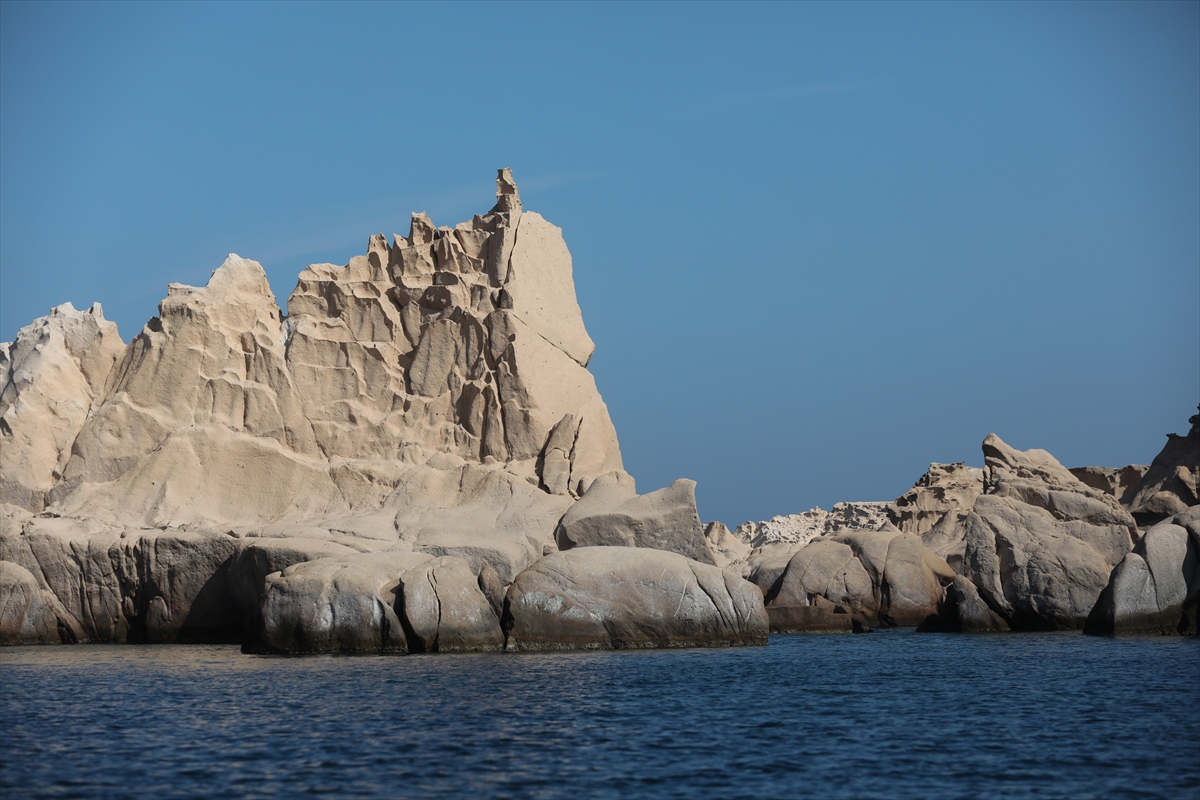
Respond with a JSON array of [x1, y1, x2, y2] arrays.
[[1, 170, 1195, 651]]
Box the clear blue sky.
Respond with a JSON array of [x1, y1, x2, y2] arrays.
[[2, 1, 1197, 527]]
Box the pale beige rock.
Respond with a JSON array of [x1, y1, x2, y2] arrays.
[[0, 171, 622, 629], [503, 547, 768, 650], [1068, 465, 1149, 505], [739, 502, 894, 595], [228, 538, 360, 616], [889, 462, 984, 536], [921, 434, 1137, 633], [37, 171, 620, 531], [1085, 506, 1200, 636], [704, 521, 751, 570], [0, 560, 76, 644], [504, 211, 596, 367], [477, 564, 506, 619], [766, 528, 954, 628], [247, 551, 432, 654], [554, 472, 714, 564], [932, 434, 1138, 631], [981, 434, 1137, 529], [733, 502, 891, 549], [1, 303, 125, 512], [1125, 409, 1199, 524], [745, 541, 808, 595], [397, 556, 503, 652]]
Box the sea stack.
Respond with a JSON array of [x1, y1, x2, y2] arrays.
[[0, 170, 766, 651]]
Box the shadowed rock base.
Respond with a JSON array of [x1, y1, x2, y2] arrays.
[[917, 576, 1009, 633], [766, 604, 853, 634], [1084, 507, 1200, 637]]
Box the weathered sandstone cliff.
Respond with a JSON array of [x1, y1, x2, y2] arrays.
[[2, 171, 1194, 648], [1, 170, 768, 651]]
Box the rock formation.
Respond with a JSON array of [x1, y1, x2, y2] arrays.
[[0, 171, 742, 653], [733, 502, 891, 549], [889, 462, 984, 536], [764, 527, 956, 630], [1068, 465, 1148, 505], [0, 560, 81, 644], [1, 303, 125, 513], [1123, 408, 1199, 525], [1084, 506, 1199, 636], [923, 434, 1138, 630], [3, 169, 1195, 649], [501, 547, 768, 650], [554, 473, 716, 563]]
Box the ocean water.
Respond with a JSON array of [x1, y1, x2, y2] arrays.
[[1, 632, 1197, 799]]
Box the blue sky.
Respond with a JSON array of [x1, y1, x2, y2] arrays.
[[2, 1, 1197, 526]]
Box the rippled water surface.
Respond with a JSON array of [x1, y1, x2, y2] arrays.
[[2, 633, 1198, 799]]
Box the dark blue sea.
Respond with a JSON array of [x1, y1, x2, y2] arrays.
[[2, 632, 1197, 799]]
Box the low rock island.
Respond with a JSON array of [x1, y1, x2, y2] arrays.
[[1, 171, 1196, 650]]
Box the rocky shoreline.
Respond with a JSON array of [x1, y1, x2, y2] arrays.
[[2, 171, 1196, 652]]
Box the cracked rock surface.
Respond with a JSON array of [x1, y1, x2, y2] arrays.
[[501, 546, 768, 650], [0, 171, 671, 651], [923, 434, 1139, 631]]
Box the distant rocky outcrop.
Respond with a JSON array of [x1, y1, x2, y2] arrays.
[[764, 526, 956, 630], [736, 502, 894, 599], [1124, 409, 1199, 525], [1068, 465, 1149, 506], [923, 434, 1138, 631], [889, 462, 984, 536], [733, 502, 891, 549]]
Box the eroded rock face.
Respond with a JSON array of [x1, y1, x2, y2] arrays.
[[925, 434, 1137, 631], [703, 521, 751, 570], [890, 462, 984, 536], [1124, 409, 1199, 525], [0, 171, 640, 648], [765, 528, 955, 629], [0, 560, 78, 644], [502, 547, 768, 650], [1068, 465, 1149, 505], [43, 172, 620, 541], [398, 556, 503, 653], [733, 502, 891, 549], [1, 303, 125, 512], [1084, 506, 1200, 636], [247, 552, 430, 654], [0, 509, 245, 644], [554, 472, 715, 564]]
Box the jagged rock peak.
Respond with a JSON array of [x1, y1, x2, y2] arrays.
[[1, 302, 125, 512], [2, 170, 622, 529]]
